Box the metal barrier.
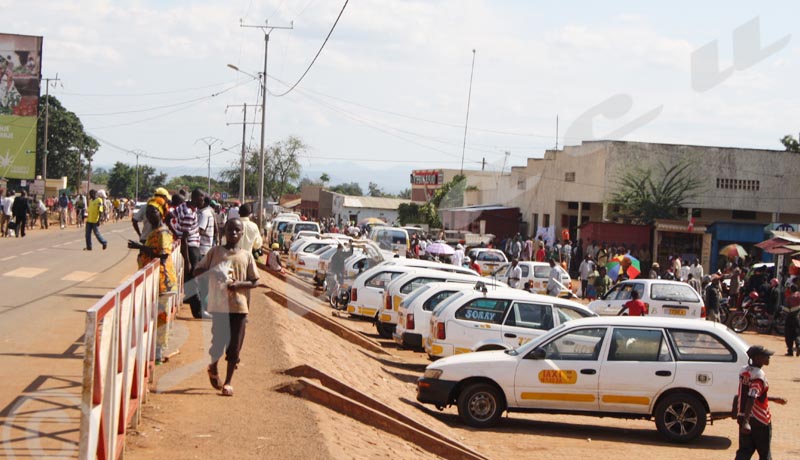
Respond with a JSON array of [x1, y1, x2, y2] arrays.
[[78, 243, 184, 460]]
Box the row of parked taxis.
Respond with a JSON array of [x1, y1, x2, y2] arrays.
[[284, 235, 750, 444]]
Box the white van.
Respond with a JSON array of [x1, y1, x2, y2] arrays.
[[282, 221, 322, 251], [394, 281, 504, 350], [287, 238, 338, 275], [269, 218, 298, 248], [494, 261, 573, 297], [587, 279, 706, 319], [369, 226, 410, 255], [347, 259, 477, 319], [465, 248, 508, 276], [425, 288, 594, 359], [376, 268, 489, 338]]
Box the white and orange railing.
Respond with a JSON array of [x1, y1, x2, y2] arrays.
[[78, 243, 183, 460]]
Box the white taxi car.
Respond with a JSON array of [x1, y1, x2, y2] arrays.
[[426, 288, 593, 359], [347, 259, 477, 319], [394, 282, 502, 350], [465, 248, 508, 276], [493, 261, 573, 297], [417, 317, 749, 442], [587, 279, 706, 319], [376, 269, 490, 339], [287, 239, 337, 275]]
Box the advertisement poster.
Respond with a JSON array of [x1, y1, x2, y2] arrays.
[[0, 33, 43, 179]]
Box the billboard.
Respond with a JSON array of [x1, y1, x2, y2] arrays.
[[0, 33, 43, 179]]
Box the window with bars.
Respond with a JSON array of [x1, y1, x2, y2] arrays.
[[716, 178, 760, 191]]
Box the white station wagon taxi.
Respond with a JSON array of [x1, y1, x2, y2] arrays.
[[347, 260, 476, 319], [465, 248, 508, 276], [587, 279, 706, 319], [493, 261, 573, 297], [425, 288, 594, 359], [417, 316, 749, 443]]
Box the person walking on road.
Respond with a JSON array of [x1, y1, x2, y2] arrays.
[[75, 194, 86, 228], [235, 204, 262, 258], [620, 289, 648, 316], [704, 276, 722, 322], [11, 190, 30, 237], [578, 255, 595, 299], [546, 258, 562, 297], [783, 285, 800, 356], [195, 218, 260, 397], [84, 189, 108, 250], [36, 198, 48, 229], [175, 189, 205, 318], [127, 196, 178, 363], [735, 345, 788, 460], [58, 192, 69, 229], [508, 258, 522, 289], [593, 266, 612, 299], [1, 190, 13, 237]]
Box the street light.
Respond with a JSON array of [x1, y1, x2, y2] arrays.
[[228, 62, 266, 228]]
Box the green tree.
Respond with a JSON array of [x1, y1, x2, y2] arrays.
[[107, 162, 134, 197], [320, 173, 330, 186], [397, 188, 411, 199], [219, 136, 305, 201], [165, 175, 220, 194], [329, 181, 363, 196], [368, 181, 384, 197], [780, 133, 800, 153], [91, 167, 110, 186], [137, 165, 168, 200], [397, 202, 422, 226], [418, 175, 465, 228], [611, 160, 704, 224], [35, 96, 98, 190]]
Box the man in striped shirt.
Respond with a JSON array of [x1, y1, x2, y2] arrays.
[[736, 345, 788, 460], [174, 188, 206, 319]]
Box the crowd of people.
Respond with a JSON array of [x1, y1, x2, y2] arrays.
[[0, 188, 136, 238]]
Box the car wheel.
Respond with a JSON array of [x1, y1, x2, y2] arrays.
[[457, 382, 505, 428], [728, 312, 750, 333], [375, 320, 393, 339], [476, 345, 506, 352], [654, 393, 706, 443]]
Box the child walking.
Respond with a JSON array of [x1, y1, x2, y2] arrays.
[[194, 218, 259, 396]]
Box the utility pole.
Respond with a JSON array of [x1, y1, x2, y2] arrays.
[[554, 115, 559, 150], [41, 74, 60, 183], [195, 137, 222, 195], [460, 49, 476, 175], [131, 149, 145, 200], [240, 19, 293, 228], [226, 103, 258, 203]]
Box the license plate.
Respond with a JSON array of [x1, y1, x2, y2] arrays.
[[667, 308, 686, 316]]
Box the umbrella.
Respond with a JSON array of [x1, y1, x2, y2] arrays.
[[358, 217, 386, 226], [424, 242, 455, 256], [719, 244, 747, 259], [605, 253, 641, 281]]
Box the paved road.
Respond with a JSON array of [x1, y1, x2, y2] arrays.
[[0, 221, 141, 459]]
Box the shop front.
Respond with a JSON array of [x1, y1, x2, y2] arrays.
[[653, 219, 710, 274], [707, 222, 769, 271]]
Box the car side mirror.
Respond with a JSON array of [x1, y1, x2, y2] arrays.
[[527, 348, 546, 360]]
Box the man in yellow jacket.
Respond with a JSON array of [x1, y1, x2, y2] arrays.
[[85, 189, 108, 251]]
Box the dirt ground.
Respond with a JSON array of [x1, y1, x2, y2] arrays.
[[128, 269, 800, 460]]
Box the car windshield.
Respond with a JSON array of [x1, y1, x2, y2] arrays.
[[400, 284, 431, 308], [319, 247, 337, 261], [431, 291, 466, 316], [295, 223, 318, 233], [506, 322, 569, 356], [312, 244, 334, 255], [650, 283, 700, 302]]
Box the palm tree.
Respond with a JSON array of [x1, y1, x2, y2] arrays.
[[611, 160, 703, 224]]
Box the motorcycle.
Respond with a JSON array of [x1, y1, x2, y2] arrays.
[[326, 273, 350, 312], [728, 292, 785, 335]]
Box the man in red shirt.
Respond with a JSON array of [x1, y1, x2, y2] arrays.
[[620, 289, 648, 316], [735, 345, 788, 460], [535, 242, 546, 262]]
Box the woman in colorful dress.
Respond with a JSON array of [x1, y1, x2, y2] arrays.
[[128, 196, 178, 363]]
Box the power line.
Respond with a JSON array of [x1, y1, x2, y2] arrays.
[[59, 79, 242, 98], [271, 0, 348, 97], [77, 77, 257, 117]]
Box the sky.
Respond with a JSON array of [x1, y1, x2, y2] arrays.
[[4, 0, 799, 193]]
